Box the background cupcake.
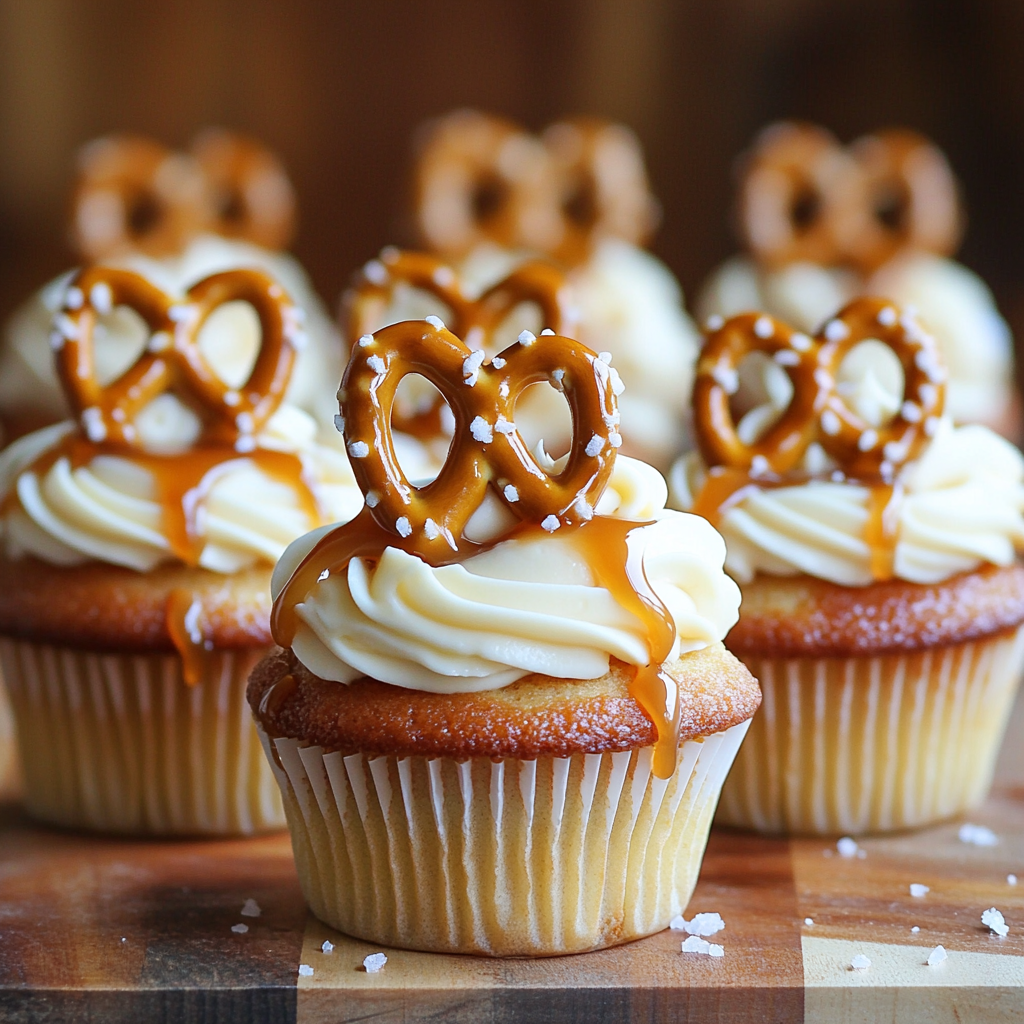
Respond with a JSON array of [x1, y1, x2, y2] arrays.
[[0, 131, 343, 444], [0, 262, 361, 835], [696, 122, 1017, 436], [671, 297, 1024, 835], [249, 315, 759, 955]]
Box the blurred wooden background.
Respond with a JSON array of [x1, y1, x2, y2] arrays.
[[2, 0, 1024, 375]]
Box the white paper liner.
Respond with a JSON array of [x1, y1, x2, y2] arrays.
[[0, 669, 20, 799], [717, 625, 1024, 835], [0, 637, 284, 835], [258, 719, 749, 956]]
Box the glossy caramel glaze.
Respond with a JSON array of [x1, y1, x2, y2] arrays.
[[248, 643, 760, 761], [691, 297, 945, 584], [727, 563, 1024, 658], [0, 556, 273, 651]]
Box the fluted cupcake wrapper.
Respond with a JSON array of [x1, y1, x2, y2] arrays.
[[717, 626, 1024, 836], [257, 720, 749, 956], [0, 638, 284, 836], [0, 669, 20, 800]]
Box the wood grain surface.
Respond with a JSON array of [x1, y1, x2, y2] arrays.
[[1, 692, 1023, 1023]]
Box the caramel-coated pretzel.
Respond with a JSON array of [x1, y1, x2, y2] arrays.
[[53, 266, 299, 450], [71, 136, 207, 260], [694, 297, 945, 480], [737, 122, 864, 270], [191, 128, 297, 251], [542, 117, 659, 266], [71, 131, 297, 260], [847, 128, 962, 273], [341, 319, 619, 560]]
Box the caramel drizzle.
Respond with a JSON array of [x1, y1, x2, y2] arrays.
[[269, 508, 681, 777]]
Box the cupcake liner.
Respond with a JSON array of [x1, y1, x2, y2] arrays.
[[257, 720, 749, 956], [717, 626, 1024, 836], [0, 671, 20, 800], [0, 637, 284, 836]]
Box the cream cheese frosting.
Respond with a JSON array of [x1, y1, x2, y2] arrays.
[[0, 235, 343, 434], [273, 455, 741, 693], [0, 405, 363, 574], [671, 332, 1024, 588]]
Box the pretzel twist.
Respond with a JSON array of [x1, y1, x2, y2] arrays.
[[848, 128, 962, 273], [341, 320, 619, 561], [694, 297, 945, 480], [53, 266, 299, 450]]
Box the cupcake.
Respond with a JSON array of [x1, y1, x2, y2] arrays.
[[0, 131, 342, 443], [248, 316, 759, 955], [670, 297, 1024, 835], [696, 123, 1016, 435], [0, 263, 362, 835], [411, 110, 702, 468]]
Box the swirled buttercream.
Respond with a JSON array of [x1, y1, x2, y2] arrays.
[[272, 455, 740, 692], [0, 405, 364, 574], [671, 418, 1024, 587]]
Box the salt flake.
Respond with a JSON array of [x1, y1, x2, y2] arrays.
[[927, 945, 947, 967], [363, 952, 388, 973]]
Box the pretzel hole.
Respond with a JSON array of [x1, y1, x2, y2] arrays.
[[834, 340, 904, 428], [488, 300, 544, 352], [92, 305, 151, 387], [562, 174, 599, 230], [391, 374, 452, 483], [871, 179, 910, 234], [789, 185, 821, 234], [126, 189, 164, 241], [514, 382, 573, 465], [212, 185, 247, 227], [731, 351, 795, 445], [366, 286, 454, 337], [471, 172, 509, 225], [195, 300, 261, 388], [133, 394, 203, 454]]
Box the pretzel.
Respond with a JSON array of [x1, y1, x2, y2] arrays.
[[71, 136, 207, 260], [52, 266, 299, 451], [414, 110, 556, 258], [847, 128, 962, 273], [542, 117, 660, 266], [694, 297, 945, 480], [736, 122, 864, 269], [191, 128, 297, 250], [340, 319, 619, 561]]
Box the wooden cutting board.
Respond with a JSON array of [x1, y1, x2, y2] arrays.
[[2, 695, 1024, 1023]]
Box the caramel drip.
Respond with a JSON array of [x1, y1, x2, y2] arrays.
[[270, 510, 681, 778], [20, 434, 320, 566], [165, 588, 211, 686], [865, 484, 898, 582], [688, 468, 761, 527]]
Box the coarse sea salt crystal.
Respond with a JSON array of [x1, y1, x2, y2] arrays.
[[321, 940, 334, 954], [363, 952, 388, 973], [231, 923, 248, 934], [681, 935, 723, 957], [804, 918, 814, 926], [671, 912, 725, 937], [911, 926, 920, 934], [960, 823, 999, 847], [1009, 875, 1018, 886], [837, 837, 859, 858], [982, 907, 1009, 937], [850, 954, 871, 971], [927, 945, 947, 967], [241, 899, 261, 918], [910, 884, 929, 898], [298, 964, 314, 977]]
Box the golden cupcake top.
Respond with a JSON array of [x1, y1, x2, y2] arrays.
[[673, 297, 1024, 588], [270, 316, 742, 779]]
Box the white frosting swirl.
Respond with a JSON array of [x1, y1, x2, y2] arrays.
[[670, 419, 1024, 587], [0, 405, 364, 574], [274, 455, 740, 692], [0, 235, 343, 434], [696, 253, 1014, 428]]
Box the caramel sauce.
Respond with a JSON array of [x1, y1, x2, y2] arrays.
[[865, 483, 899, 582], [24, 434, 319, 566], [165, 588, 211, 686], [688, 467, 762, 527], [268, 509, 682, 778]]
